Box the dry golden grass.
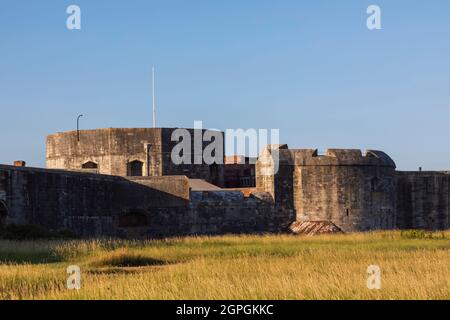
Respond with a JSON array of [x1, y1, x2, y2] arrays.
[[0, 230, 449, 300]]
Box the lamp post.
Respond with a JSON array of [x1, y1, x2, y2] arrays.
[[77, 114, 83, 141]]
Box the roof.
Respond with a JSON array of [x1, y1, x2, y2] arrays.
[[47, 127, 223, 138], [289, 221, 344, 236], [188, 179, 222, 191]]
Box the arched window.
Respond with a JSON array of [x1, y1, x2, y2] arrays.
[[119, 212, 148, 228], [127, 160, 143, 177], [82, 161, 98, 169], [0, 201, 8, 227]]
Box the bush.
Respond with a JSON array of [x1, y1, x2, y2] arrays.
[[400, 230, 448, 240]]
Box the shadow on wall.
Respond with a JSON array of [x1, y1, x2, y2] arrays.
[[65, 175, 192, 237], [0, 201, 7, 227], [0, 165, 192, 237]]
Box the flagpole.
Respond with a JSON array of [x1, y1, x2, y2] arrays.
[[152, 66, 156, 128]]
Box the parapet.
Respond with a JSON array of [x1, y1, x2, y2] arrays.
[[259, 145, 396, 168]]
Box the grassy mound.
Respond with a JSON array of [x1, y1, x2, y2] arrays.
[[91, 250, 170, 268]]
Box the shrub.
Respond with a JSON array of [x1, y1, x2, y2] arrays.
[[400, 229, 448, 240]]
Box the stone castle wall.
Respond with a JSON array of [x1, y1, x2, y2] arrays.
[[47, 128, 163, 176], [0, 165, 292, 238], [2, 137, 450, 237], [257, 146, 397, 232], [46, 128, 224, 185], [396, 171, 450, 230], [257, 145, 450, 232]]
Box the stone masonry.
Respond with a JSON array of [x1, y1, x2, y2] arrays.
[[0, 128, 449, 238], [46, 128, 224, 186], [257, 144, 449, 232]]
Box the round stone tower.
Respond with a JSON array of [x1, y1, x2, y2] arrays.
[[257, 146, 397, 232]]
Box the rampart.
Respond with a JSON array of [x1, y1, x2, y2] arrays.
[[396, 171, 449, 229], [0, 164, 293, 238]]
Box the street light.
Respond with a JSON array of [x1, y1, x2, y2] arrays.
[[77, 114, 83, 141]]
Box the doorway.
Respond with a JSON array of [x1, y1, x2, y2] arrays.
[[127, 160, 144, 177]]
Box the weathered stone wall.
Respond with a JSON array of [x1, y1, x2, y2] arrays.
[[46, 128, 163, 176], [0, 165, 293, 238], [160, 128, 225, 186], [0, 165, 189, 236], [257, 146, 397, 232], [256, 145, 286, 202], [46, 128, 224, 185], [144, 191, 295, 235], [396, 171, 450, 230], [294, 149, 397, 232], [4, 145, 450, 237]]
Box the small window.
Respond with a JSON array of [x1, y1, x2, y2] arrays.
[[119, 212, 148, 228], [128, 160, 144, 177], [82, 161, 98, 169]]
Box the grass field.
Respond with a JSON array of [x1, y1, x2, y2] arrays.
[[0, 230, 449, 300]]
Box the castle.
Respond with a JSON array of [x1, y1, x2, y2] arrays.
[[0, 127, 449, 238]]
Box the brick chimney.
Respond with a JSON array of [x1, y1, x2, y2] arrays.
[[14, 160, 26, 167]]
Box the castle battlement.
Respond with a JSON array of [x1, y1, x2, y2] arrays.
[[260, 145, 396, 167]]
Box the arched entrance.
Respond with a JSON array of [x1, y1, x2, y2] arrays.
[[0, 201, 8, 227], [119, 212, 148, 228], [127, 160, 144, 177], [82, 161, 98, 169]]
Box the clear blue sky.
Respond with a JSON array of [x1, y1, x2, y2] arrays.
[[1, 0, 449, 170]]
